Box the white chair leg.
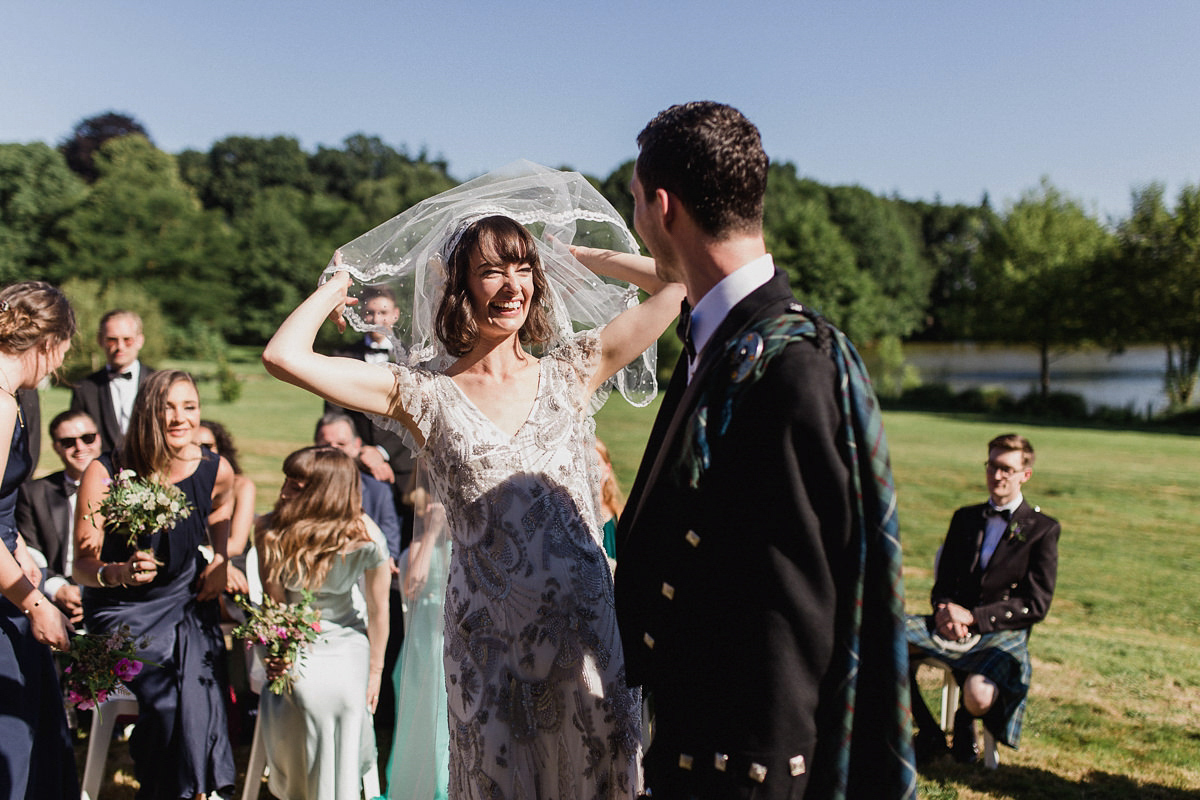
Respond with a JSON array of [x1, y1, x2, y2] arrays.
[[81, 693, 138, 800], [982, 727, 999, 769], [362, 761, 381, 799], [939, 669, 960, 731], [241, 714, 268, 800]]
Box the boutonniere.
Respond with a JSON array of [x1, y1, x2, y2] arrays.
[[1006, 520, 1026, 543]]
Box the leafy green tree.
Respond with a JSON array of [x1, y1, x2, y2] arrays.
[[763, 165, 868, 334], [60, 111, 151, 182], [59, 135, 238, 331], [201, 135, 315, 217], [350, 163, 457, 229], [226, 187, 326, 342], [823, 184, 934, 342], [0, 143, 86, 283], [1111, 183, 1200, 406], [900, 198, 999, 341], [975, 178, 1113, 397], [311, 134, 417, 199]]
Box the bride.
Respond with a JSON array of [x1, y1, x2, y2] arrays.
[[263, 162, 683, 799]]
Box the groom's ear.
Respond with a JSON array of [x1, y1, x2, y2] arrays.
[[658, 187, 679, 227]]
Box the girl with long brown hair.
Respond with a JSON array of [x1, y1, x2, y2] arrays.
[[255, 446, 390, 800], [0, 281, 78, 800], [74, 369, 236, 800]]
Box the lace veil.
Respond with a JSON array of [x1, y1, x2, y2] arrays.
[[320, 160, 657, 410]]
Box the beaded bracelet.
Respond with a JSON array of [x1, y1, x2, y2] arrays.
[[22, 596, 42, 616]]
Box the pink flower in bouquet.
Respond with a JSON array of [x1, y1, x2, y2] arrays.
[[96, 689, 109, 704], [274, 626, 289, 640], [311, 621, 322, 633], [114, 657, 143, 681]]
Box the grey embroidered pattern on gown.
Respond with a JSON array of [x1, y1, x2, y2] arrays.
[[387, 331, 641, 800]]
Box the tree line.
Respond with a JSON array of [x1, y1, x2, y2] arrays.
[[2, 112, 1198, 408]]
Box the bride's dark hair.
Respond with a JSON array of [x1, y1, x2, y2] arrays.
[[435, 215, 552, 357]]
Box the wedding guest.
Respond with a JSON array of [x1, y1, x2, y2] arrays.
[[0, 280, 78, 800], [907, 433, 1060, 764], [17, 409, 102, 625], [594, 437, 623, 562], [385, 459, 450, 800], [314, 410, 405, 742], [255, 446, 390, 800], [195, 419, 256, 596], [69, 309, 155, 454], [262, 165, 684, 798], [74, 369, 237, 800]]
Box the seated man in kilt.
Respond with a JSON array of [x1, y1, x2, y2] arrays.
[[907, 433, 1061, 763]]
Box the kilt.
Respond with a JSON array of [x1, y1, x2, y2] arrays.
[[906, 614, 1033, 747]]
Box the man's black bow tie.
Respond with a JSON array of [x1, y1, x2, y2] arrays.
[[984, 506, 1012, 522], [64, 481, 79, 497], [108, 370, 133, 381], [676, 299, 696, 361]]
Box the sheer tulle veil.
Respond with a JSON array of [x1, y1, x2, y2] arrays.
[[320, 160, 658, 411]]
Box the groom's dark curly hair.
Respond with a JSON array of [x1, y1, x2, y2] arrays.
[[635, 101, 768, 239]]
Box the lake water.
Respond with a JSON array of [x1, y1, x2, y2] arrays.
[[902, 343, 1172, 414]]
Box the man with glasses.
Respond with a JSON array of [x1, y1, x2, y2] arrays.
[[907, 433, 1061, 764], [70, 309, 155, 453], [16, 410, 102, 625]]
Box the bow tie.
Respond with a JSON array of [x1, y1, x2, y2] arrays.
[[64, 480, 79, 497], [108, 370, 133, 381], [984, 506, 1012, 522], [675, 300, 696, 361]]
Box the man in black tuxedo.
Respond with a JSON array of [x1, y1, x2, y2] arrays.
[[907, 433, 1060, 764], [16, 409, 102, 625], [614, 102, 913, 799], [69, 310, 154, 453], [324, 286, 415, 521]]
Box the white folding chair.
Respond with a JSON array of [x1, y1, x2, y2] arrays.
[[80, 683, 139, 800], [917, 658, 999, 769]]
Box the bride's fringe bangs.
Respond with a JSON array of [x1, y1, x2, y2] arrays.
[[436, 215, 552, 357]]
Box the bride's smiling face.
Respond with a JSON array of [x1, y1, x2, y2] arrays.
[[466, 246, 535, 337]]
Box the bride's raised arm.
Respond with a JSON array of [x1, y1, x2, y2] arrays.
[[570, 246, 686, 396], [263, 271, 418, 437]]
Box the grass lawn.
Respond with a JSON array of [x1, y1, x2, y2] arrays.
[[37, 361, 1200, 798]]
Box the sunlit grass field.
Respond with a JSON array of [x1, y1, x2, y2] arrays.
[[38, 358, 1200, 798]]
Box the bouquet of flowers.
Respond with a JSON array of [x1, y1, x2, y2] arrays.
[[87, 468, 193, 548], [232, 591, 323, 695], [62, 625, 151, 719]]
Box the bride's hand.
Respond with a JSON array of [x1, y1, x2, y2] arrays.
[[324, 253, 358, 333]]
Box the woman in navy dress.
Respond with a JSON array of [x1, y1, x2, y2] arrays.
[[0, 281, 78, 800], [74, 369, 237, 800]]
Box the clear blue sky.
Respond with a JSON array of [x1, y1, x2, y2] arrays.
[[4, 0, 1198, 223]]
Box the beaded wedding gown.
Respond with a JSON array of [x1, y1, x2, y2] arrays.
[[387, 330, 641, 800]]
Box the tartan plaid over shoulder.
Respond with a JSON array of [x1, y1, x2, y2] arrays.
[[677, 303, 918, 799]]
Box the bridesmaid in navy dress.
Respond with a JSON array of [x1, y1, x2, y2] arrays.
[[74, 370, 237, 800], [0, 281, 78, 800]]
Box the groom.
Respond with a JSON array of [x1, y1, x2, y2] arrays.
[[614, 102, 915, 799]]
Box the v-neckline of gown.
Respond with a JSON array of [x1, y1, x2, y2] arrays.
[[444, 359, 544, 442]]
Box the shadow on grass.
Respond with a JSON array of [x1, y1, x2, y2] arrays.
[[919, 761, 1198, 799]]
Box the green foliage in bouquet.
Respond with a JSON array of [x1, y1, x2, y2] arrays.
[[231, 590, 323, 695], [87, 468, 193, 548], [62, 624, 152, 721]]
